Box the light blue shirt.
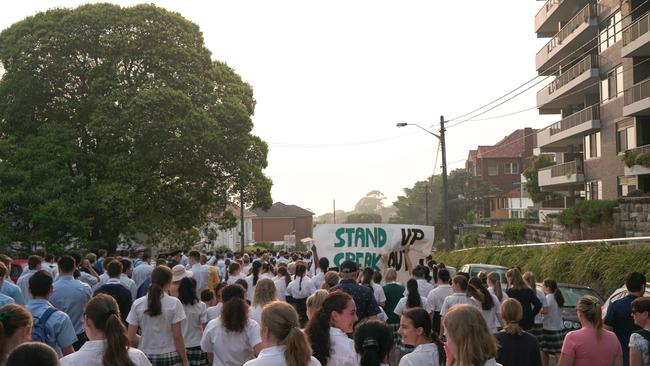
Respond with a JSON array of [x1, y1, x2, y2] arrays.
[[0, 280, 25, 305], [17, 269, 38, 303], [0, 292, 15, 307], [26, 299, 77, 352], [50, 275, 92, 334]]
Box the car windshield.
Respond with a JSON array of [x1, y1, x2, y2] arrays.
[[469, 266, 507, 282], [561, 286, 603, 308]]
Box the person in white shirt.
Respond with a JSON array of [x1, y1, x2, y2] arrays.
[[187, 251, 208, 297], [398, 307, 446, 366], [541, 278, 565, 366], [176, 276, 208, 366], [243, 301, 321, 366], [250, 278, 276, 324], [245, 261, 263, 303], [119, 259, 138, 301], [126, 266, 189, 366], [132, 252, 154, 290], [306, 290, 329, 321], [206, 283, 226, 321], [403, 265, 436, 298], [523, 272, 548, 347], [215, 256, 226, 280], [469, 277, 502, 334], [310, 257, 329, 289], [61, 294, 152, 366], [273, 266, 291, 301], [353, 319, 394, 366], [0, 303, 32, 361], [394, 279, 433, 317], [200, 284, 263, 366], [487, 272, 509, 303], [440, 275, 481, 318], [443, 304, 502, 366], [17, 255, 41, 303], [426, 268, 453, 334], [304, 291, 358, 366], [241, 255, 252, 277], [286, 263, 315, 326], [226, 262, 244, 285], [360, 268, 386, 307]]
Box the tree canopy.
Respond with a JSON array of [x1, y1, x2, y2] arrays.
[[523, 155, 556, 203], [0, 4, 272, 254]]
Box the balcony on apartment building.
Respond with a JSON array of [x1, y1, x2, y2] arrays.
[[624, 144, 650, 176], [537, 54, 600, 114], [537, 104, 600, 151], [536, 3, 599, 75], [535, 0, 593, 38], [538, 158, 585, 189], [624, 78, 650, 116], [622, 11, 650, 57]]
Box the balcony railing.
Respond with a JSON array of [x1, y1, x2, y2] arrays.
[[624, 78, 650, 106], [536, 0, 564, 23], [540, 4, 598, 56], [628, 144, 650, 158], [541, 196, 578, 209], [549, 104, 600, 136], [623, 11, 650, 46], [547, 54, 599, 95], [549, 159, 583, 178]]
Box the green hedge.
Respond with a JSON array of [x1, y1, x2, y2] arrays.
[[434, 244, 650, 298]]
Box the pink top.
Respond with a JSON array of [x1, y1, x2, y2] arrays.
[[561, 327, 622, 366]]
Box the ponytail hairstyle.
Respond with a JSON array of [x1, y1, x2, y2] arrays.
[[307, 290, 329, 319], [261, 301, 312, 366], [251, 261, 261, 286], [406, 279, 422, 308], [146, 266, 173, 316], [221, 284, 249, 332], [469, 277, 494, 310], [453, 275, 484, 304], [0, 304, 32, 362], [500, 298, 523, 336], [402, 308, 445, 365], [522, 272, 537, 291], [322, 271, 340, 290], [543, 278, 564, 307], [85, 294, 134, 366], [252, 278, 276, 307], [295, 263, 306, 291], [353, 320, 394, 366], [305, 291, 353, 366], [178, 277, 198, 306], [277, 266, 291, 286], [577, 295, 603, 339], [487, 272, 505, 301], [361, 267, 374, 287], [506, 267, 529, 290]]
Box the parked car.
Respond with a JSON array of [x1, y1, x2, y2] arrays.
[[536, 283, 605, 331], [9, 259, 27, 283], [602, 282, 650, 315]]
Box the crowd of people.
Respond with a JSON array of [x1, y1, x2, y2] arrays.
[[0, 247, 647, 366]]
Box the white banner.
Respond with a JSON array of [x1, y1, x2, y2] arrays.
[[313, 224, 435, 282]]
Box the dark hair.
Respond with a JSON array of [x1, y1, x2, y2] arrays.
[[69, 252, 82, 268], [235, 278, 248, 291], [373, 271, 382, 285], [214, 282, 227, 302], [353, 320, 394, 366], [142, 252, 151, 261], [44, 254, 54, 262], [402, 308, 445, 365], [318, 257, 329, 273], [295, 263, 307, 291], [278, 266, 291, 286], [28, 270, 53, 298], [305, 291, 353, 366], [201, 289, 215, 302], [625, 272, 647, 293], [0, 263, 6, 279], [0, 304, 32, 362], [632, 297, 650, 315], [437, 269, 450, 283], [221, 284, 248, 332], [453, 275, 483, 303], [412, 265, 425, 278], [6, 342, 58, 366], [107, 260, 123, 278], [251, 261, 261, 286], [57, 255, 76, 273], [469, 277, 494, 310], [543, 278, 565, 307], [146, 266, 173, 316], [120, 259, 131, 273], [178, 277, 198, 306], [85, 294, 134, 366], [27, 255, 42, 270], [361, 267, 374, 287], [188, 250, 200, 261], [406, 279, 422, 308]]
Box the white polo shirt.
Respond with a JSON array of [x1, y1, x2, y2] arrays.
[[200, 317, 262, 366], [328, 327, 358, 366], [286, 276, 315, 299], [206, 303, 222, 321], [60, 339, 151, 366], [393, 296, 433, 316], [440, 292, 479, 316], [126, 293, 186, 355], [182, 301, 208, 348], [427, 284, 453, 313], [243, 345, 321, 366], [398, 343, 441, 366]]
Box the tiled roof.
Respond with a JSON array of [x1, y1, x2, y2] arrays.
[[252, 202, 314, 218], [476, 129, 537, 159]]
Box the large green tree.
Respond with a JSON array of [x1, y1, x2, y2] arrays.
[[0, 4, 272, 254]]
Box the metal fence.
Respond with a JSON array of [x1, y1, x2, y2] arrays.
[[623, 11, 650, 46], [454, 236, 650, 252]]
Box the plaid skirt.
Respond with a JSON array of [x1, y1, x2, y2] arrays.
[[186, 346, 209, 366], [529, 323, 544, 345], [540, 329, 565, 354], [147, 351, 182, 366]]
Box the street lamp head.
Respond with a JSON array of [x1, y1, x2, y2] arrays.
[[396, 123, 408, 128]]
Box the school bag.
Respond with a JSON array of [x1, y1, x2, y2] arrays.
[[32, 307, 57, 346]]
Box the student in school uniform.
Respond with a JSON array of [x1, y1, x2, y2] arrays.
[[225, 262, 244, 285], [206, 283, 226, 322], [126, 266, 189, 366], [60, 294, 151, 366], [273, 266, 291, 302], [176, 277, 209, 366], [286, 263, 315, 326], [250, 278, 276, 324], [245, 261, 263, 303], [0, 304, 33, 363]]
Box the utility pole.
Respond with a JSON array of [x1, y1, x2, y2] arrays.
[[440, 115, 452, 250], [240, 190, 245, 252], [424, 182, 429, 226]]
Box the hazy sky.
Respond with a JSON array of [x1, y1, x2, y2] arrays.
[[1, 1, 559, 215]]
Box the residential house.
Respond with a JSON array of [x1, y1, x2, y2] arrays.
[[204, 204, 256, 251], [252, 202, 314, 243]]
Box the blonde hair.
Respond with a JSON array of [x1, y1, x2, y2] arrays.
[[577, 296, 603, 339], [307, 290, 328, 318], [261, 302, 313, 366], [384, 268, 397, 283], [506, 268, 529, 290], [443, 304, 498, 366], [321, 271, 339, 290], [487, 272, 505, 301], [522, 272, 536, 289], [500, 298, 523, 336], [252, 278, 276, 307]]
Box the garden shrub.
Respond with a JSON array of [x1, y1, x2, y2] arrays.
[[558, 200, 617, 230], [502, 221, 527, 242]]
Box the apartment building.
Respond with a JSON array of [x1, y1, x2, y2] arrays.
[[534, 0, 650, 208], [465, 128, 537, 219]]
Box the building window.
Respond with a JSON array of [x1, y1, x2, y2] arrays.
[[618, 176, 638, 197], [584, 131, 601, 159], [599, 11, 622, 52], [585, 180, 602, 200], [601, 65, 623, 103], [511, 210, 520, 219], [504, 162, 519, 174], [488, 164, 498, 176], [617, 125, 636, 153], [475, 162, 482, 176]]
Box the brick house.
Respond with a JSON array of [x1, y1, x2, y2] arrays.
[[465, 128, 537, 219], [251, 202, 314, 243]]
